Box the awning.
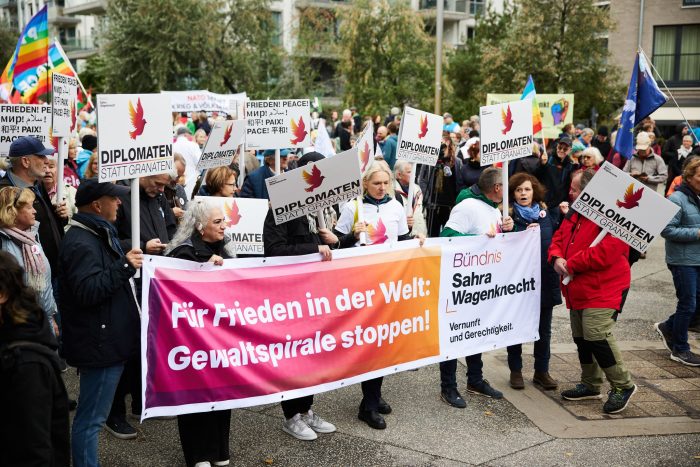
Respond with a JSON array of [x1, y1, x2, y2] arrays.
[[650, 106, 700, 123]]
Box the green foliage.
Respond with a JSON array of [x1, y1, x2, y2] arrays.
[[0, 20, 19, 71], [338, 0, 435, 115], [80, 54, 107, 94]]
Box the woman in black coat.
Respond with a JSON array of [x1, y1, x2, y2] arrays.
[[506, 173, 562, 391], [165, 199, 231, 467]]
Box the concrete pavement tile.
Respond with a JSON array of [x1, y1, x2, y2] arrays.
[[487, 435, 700, 467], [636, 349, 669, 362], [634, 401, 687, 417], [629, 366, 677, 379], [604, 403, 650, 419], [663, 366, 700, 378], [624, 359, 658, 369], [685, 390, 700, 399], [620, 350, 646, 361], [682, 378, 700, 388], [429, 459, 474, 466], [633, 387, 666, 402], [559, 402, 606, 420], [644, 378, 699, 392]]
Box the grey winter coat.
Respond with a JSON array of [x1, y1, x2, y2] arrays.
[[662, 184, 700, 266]]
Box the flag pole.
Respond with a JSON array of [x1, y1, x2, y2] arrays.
[[640, 48, 697, 143]]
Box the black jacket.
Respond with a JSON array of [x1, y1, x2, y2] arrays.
[[58, 213, 140, 368], [168, 234, 228, 262], [0, 172, 65, 278], [536, 156, 579, 208], [115, 186, 176, 251], [264, 211, 323, 257]]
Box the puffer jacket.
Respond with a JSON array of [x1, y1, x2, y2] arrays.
[[661, 184, 700, 266], [548, 211, 630, 311]]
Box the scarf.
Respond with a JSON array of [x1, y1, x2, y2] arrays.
[[72, 212, 125, 256], [1, 227, 47, 291], [514, 203, 541, 223], [306, 207, 337, 234], [363, 194, 392, 206]]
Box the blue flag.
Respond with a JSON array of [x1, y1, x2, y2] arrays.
[[614, 52, 667, 159]]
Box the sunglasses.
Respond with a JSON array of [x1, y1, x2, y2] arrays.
[[13, 188, 22, 207]]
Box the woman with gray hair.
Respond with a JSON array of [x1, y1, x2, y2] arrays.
[[165, 199, 232, 467], [580, 147, 604, 169]]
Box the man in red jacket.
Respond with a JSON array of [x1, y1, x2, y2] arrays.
[[548, 169, 637, 414]]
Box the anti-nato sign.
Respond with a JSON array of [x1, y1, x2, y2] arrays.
[[479, 99, 533, 166], [97, 93, 173, 182], [571, 162, 680, 253], [266, 147, 362, 225]]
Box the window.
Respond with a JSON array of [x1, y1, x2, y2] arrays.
[[652, 25, 700, 86], [470, 0, 485, 16], [682, 0, 700, 6], [466, 27, 475, 40], [271, 11, 282, 47]]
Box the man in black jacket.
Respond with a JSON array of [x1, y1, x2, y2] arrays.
[[0, 136, 68, 279], [58, 179, 143, 467]]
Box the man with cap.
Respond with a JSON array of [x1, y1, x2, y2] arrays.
[[623, 132, 668, 192], [443, 113, 460, 134], [172, 126, 202, 200], [57, 178, 143, 467], [535, 136, 578, 208], [0, 136, 68, 279], [240, 149, 289, 199]]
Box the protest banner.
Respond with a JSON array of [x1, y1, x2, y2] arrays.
[[487, 93, 574, 139], [140, 230, 540, 418], [196, 120, 246, 171], [0, 104, 52, 157], [396, 106, 443, 166], [194, 196, 268, 255], [245, 99, 311, 150], [50, 72, 78, 138], [97, 93, 173, 182], [479, 99, 534, 166], [162, 90, 246, 116], [571, 162, 680, 254], [266, 147, 362, 225]]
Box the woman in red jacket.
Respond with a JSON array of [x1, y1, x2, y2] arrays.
[[548, 169, 637, 414]]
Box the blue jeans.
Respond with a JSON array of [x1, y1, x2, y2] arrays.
[[72, 365, 124, 467], [439, 354, 483, 390], [667, 265, 700, 353], [507, 306, 554, 373]]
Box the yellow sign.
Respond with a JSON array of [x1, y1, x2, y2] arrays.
[[486, 94, 574, 139]]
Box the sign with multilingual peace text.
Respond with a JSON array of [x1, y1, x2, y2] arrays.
[[50, 72, 78, 138], [245, 100, 311, 150], [0, 104, 52, 157]]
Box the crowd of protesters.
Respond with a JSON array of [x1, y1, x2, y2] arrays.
[[1, 103, 700, 467]]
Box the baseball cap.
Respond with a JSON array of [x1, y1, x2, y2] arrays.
[[8, 136, 55, 158], [81, 134, 98, 151], [262, 149, 289, 158], [75, 178, 130, 207], [635, 132, 652, 150], [558, 136, 572, 147]]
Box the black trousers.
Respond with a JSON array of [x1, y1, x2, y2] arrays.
[[360, 377, 383, 411], [0, 350, 70, 467], [177, 410, 231, 467], [281, 395, 314, 419], [109, 353, 141, 419]]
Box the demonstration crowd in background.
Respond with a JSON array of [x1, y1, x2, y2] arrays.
[[2, 102, 700, 467]]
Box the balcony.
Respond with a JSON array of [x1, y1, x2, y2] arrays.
[[418, 0, 470, 21], [48, 5, 81, 25], [62, 35, 100, 60], [0, 0, 17, 9], [63, 0, 107, 16]]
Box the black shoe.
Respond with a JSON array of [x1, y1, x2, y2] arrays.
[[654, 322, 673, 352], [68, 398, 77, 412], [358, 410, 386, 429], [561, 383, 602, 401], [603, 384, 637, 414], [466, 379, 503, 399], [671, 349, 700, 367], [59, 358, 68, 373], [688, 324, 700, 333], [440, 388, 467, 408], [105, 417, 137, 440], [377, 397, 392, 415]]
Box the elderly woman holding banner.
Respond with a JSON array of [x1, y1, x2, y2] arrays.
[[548, 169, 637, 415], [165, 199, 232, 467], [334, 160, 424, 430], [505, 173, 561, 390], [263, 151, 338, 441]]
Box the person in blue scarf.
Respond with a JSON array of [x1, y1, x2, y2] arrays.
[[506, 172, 562, 390]]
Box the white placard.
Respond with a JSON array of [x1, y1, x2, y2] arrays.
[[0, 104, 52, 157], [50, 72, 78, 138], [479, 99, 533, 166], [97, 93, 173, 182], [194, 196, 268, 255], [571, 162, 680, 253], [162, 90, 246, 116], [266, 147, 362, 225], [356, 121, 374, 174], [396, 106, 443, 166], [245, 99, 311, 150], [196, 120, 246, 171]]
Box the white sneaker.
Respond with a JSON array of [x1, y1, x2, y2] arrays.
[[194, 462, 211, 467], [302, 410, 337, 434], [212, 461, 230, 466], [282, 413, 317, 441]]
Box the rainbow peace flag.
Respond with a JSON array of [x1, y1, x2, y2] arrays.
[[520, 75, 543, 135], [2, 5, 49, 99]]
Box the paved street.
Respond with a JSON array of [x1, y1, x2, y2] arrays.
[[62, 239, 700, 466]]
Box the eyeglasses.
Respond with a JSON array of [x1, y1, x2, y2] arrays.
[[582, 155, 593, 159]]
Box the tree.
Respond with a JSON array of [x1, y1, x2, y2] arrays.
[[338, 0, 435, 115], [445, 0, 623, 122], [0, 20, 19, 70]]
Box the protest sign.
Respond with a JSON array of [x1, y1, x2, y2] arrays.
[[396, 107, 443, 166], [97, 93, 173, 182], [266, 147, 362, 225], [356, 120, 374, 174], [140, 230, 540, 418], [0, 104, 52, 157], [194, 196, 268, 255], [162, 90, 246, 116], [571, 162, 679, 254], [245, 99, 311, 150], [50, 72, 78, 138], [479, 99, 533, 166], [487, 93, 574, 139], [196, 120, 246, 171]]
